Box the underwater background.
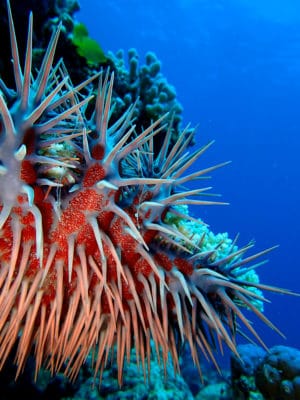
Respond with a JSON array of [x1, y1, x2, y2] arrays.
[[78, 0, 300, 354], [0, 0, 300, 399]]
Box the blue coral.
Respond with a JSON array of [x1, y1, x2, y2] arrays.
[[231, 344, 300, 399]]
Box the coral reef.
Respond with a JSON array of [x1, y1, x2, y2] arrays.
[[71, 22, 107, 67], [195, 382, 231, 400], [107, 48, 187, 149], [0, 0, 297, 396], [0, 347, 194, 400], [181, 344, 232, 398], [164, 205, 265, 311], [231, 344, 300, 400], [82, 349, 194, 400], [256, 346, 300, 400], [0, 0, 189, 151], [0, 354, 75, 400], [0, 0, 82, 85], [231, 344, 267, 399]]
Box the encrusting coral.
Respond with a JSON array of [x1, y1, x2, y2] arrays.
[[231, 344, 300, 400], [0, 0, 296, 387]]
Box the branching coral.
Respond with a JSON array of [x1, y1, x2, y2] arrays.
[[107, 48, 188, 149]]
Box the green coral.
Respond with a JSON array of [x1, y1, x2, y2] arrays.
[[164, 204, 264, 311], [164, 204, 238, 260], [72, 22, 107, 66]]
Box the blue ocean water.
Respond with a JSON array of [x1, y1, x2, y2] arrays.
[[78, 0, 300, 354]]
